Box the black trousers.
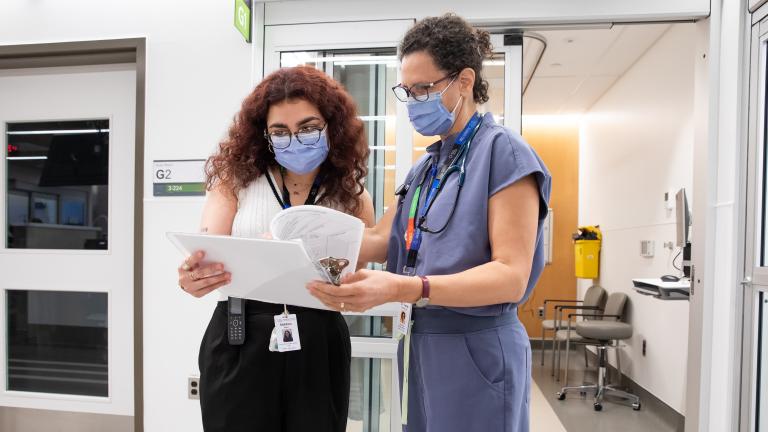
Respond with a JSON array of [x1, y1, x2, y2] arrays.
[[198, 300, 351, 432]]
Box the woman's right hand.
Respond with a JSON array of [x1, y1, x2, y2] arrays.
[[178, 250, 231, 298]]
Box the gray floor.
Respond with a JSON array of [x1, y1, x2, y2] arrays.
[[532, 345, 683, 432]]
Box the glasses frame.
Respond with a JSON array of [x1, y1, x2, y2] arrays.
[[391, 72, 458, 102], [264, 123, 327, 150]]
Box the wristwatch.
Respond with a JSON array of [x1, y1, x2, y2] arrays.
[[415, 275, 431, 308]]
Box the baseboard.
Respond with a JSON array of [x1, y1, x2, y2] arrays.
[[0, 406, 133, 432], [530, 338, 685, 431]]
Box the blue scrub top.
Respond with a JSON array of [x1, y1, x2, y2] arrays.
[[386, 112, 552, 316]]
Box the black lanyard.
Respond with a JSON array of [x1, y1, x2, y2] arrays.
[[265, 168, 322, 209]]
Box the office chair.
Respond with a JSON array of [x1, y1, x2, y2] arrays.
[[547, 285, 606, 379], [555, 291, 626, 385], [556, 292, 641, 411], [540, 285, 606, 368]]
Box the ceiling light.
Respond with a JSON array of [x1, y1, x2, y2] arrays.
[[7, 156, 48, 160], [6, 129, 109, 135]]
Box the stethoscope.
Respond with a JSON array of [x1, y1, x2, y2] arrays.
[[399, 113, 484, 235]]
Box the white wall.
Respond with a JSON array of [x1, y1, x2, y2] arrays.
[[1, 1, 251, 430], [578, 24, 697, 414]]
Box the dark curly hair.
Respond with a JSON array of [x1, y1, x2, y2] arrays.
[[399, 13, 493, 104], [205, 66, 369, 214]]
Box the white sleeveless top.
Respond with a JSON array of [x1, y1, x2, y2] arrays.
[[220, 171, 337, 300], [231, 173, 283, 240], [219, 172, 281, 301]]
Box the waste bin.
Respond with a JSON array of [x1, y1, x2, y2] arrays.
[[573, 226, 601, 279]]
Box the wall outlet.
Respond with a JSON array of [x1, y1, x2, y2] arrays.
[[642, 340, 647, 357], [188, 376, 200, 400], [537, 306, 544, 319]]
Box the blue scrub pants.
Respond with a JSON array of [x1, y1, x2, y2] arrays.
[[399, 307, 531, 432]]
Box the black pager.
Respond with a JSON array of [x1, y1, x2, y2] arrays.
[[228, 297, 245, 345]]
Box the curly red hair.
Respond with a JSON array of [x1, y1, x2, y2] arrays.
[[205, 66, 369, 213]]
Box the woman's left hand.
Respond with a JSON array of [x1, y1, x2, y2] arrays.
[[307, 269, 409, 312]]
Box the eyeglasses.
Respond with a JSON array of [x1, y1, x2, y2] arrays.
[[264, 124, 327, 150], [391, 73, 458, 102]]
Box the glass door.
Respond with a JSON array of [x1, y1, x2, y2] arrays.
[[264, 19, 413, 432], [263, 21, 523, 432], [743, 5, 768, 430], [0, 64, 136, 417]]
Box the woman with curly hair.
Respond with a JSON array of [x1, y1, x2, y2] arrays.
[[308, 14, 551, 432], [177, 66, 374, 432]]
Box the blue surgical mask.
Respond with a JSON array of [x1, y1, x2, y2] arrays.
[[273, 131, 329, 175], [407, 78, 463, 136]]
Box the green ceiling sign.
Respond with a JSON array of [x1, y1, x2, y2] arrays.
[[234, 0, 251, 43]]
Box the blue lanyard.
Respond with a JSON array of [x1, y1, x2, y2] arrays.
[[403, 113, 483, 273]]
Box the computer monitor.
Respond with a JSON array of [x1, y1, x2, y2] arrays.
[[675, 188, 691, 247], [675, 188, 692, 278]]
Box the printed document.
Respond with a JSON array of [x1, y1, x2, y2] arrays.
[[167, 206, 364, 309]]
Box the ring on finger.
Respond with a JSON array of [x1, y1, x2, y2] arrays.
[[340, 302, 345, 311], [181, 262, 192, 271]]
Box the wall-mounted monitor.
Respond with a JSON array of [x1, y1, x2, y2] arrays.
[[676, 188, 691, 247]]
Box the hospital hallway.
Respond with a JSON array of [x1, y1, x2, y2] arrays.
[[531, 349, 682, 432]]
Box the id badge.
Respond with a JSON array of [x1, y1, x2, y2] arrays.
[[396, 303, 412, 339], [273, 314, 301, 352]]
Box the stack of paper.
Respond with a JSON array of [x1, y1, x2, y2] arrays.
[[167, 206, 364, 310]]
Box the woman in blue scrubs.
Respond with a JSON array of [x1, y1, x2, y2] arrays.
[[308, 14, 551, 432]]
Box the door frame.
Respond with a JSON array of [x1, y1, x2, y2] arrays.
[[742, 5, 768, 430], [261, 21, 414, 431], [0, 38, 146, 432], [489, 32, 523, 134], [260, 18, 524, 432]]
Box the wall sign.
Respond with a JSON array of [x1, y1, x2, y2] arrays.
[[234, 0, 252, 43], [152, 159, 206, 197]]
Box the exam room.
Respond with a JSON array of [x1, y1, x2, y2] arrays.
[[519, 22, 696, 431], [0, 0, 761, 431]]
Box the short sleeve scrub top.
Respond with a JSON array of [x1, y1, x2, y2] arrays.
[[387, 112, 552, 432]]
